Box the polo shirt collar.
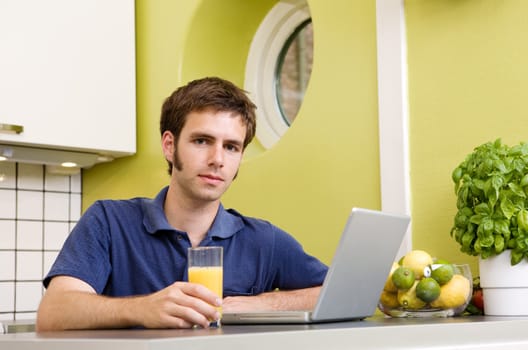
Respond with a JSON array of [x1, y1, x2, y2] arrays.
[[142, 186, 243, 239]]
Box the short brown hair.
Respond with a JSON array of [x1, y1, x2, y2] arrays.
[[160, 77, 257, 174]]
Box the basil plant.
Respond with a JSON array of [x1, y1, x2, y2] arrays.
[[451, 139, 528, 265]]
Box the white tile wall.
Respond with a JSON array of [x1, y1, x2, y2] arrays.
[[0, 220, 16, 249], [43, 222, 70, 250], [0, 161, 81, 320], [0, 252, 15, 280], [17, 221, 43, 250], [0, 189, 16, 218], [0, 282, 15, 314], [44, 192, 70, 221], [17, 191, 44, 220]]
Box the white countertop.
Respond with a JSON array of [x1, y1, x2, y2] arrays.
[[1, 316, 528, 350]]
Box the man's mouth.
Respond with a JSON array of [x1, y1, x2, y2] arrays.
[[199, 174, 224, 183]]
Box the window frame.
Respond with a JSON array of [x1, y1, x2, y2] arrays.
[[244, 0, 311, 149]]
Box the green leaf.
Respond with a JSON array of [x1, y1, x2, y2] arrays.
[[461, 207, 474, 216], [510, 143, 524, 155], [494, 235, 505, 253], [500, 197, 516, 219], [452, 167, 463, 184], [522, 174, 528, 187], [457, 185, 471, 209], [517, 209, 528, 232], [512, 158, 525, 174], [511, 250, 524, 265], [454, 212, 469, 228], [461, 231, 474, 250], [479, 235, 494, 248], [488, 190, 499, 209], [474, 239, 482, 253], [509, 183, 526, 198], [480, 217, 494, 235], [474, 203, 490, 216], [491, 175, 504, 191], [516, 236, 527, 251], [478, 159, 493, 178], [451, 226, 462, 240], [494, 159, 507, 173], [469, 214, 483, 225], [494, 219, 511, 239], [493, 138, 503, 148], [474, 179, 485, 190]]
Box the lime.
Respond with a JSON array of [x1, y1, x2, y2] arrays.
[[391, 266, 415, 290], [402, 250, 433, 279], [397, 281, 427, 309], [430, 274, 471, 309], [431, 264, 455, 285], [416, 277, 441, 303]]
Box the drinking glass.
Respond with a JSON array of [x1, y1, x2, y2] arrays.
[[188, 246, 223, 327]]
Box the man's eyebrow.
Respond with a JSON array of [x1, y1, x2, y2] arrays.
[[189, 132, 214, 139], [189, 132, 243, 146], [225, 138, 244, 146]]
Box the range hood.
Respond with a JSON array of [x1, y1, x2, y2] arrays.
[[0, 144, 112, 174]]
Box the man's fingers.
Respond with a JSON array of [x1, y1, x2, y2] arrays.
[[165, 282, 221, 326], [178, 282, 222, 305]]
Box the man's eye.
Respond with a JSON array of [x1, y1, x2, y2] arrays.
[[225, 144, 240, 152], [194, 139, 207, 145]]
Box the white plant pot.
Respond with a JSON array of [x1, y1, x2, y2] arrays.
[[479, 251, 528, 316]]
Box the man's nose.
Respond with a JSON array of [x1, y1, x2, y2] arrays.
[[209, 144, 224, 166]]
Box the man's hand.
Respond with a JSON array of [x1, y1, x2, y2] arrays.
[[36, 276, 222, 331], [222, 286, 321, 313], [136, 281, 222, 329]]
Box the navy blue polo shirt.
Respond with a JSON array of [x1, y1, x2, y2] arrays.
[[44, 187, 328, 297]]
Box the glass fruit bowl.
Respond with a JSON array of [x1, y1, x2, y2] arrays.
[[378, 263, 472, 318]]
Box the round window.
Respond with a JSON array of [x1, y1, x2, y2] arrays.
[[276, 19, 313, 127], [245, 0, 312, 149]]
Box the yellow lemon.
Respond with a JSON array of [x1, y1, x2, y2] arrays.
[[383, 262, 400, 292], [402, 250, 433, 279], [379, 290, 400, 309], [397, 280, 427, 309], [430, 274, 471, 309]]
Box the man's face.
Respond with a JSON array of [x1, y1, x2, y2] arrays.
[[165, 109, 246, 204]]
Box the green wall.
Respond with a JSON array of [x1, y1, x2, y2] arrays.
[[83, 0, 381, 265], [406, 0, 528, 273]]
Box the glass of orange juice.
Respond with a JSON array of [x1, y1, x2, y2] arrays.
[[187, 246, 223, 327]]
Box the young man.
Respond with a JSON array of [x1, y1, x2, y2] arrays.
[[36, 77, 328, 331]]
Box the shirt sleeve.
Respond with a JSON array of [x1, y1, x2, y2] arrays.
[[269, 226, 328, 290], [43, 201, 112, 293]]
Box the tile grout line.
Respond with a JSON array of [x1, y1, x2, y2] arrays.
[[41, 165, 47, 307], [13, 162, 18, 318]]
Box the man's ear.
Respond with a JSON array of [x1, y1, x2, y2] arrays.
[[161, 131, 175, 161]]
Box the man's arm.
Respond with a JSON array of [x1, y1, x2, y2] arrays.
[[36, 276, 222, 331], [222, 286, 322, 312]]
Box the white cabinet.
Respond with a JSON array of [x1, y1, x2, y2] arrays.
[[0, 0, 136, 165]]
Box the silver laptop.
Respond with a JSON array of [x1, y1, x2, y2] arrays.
[[222, 207, 410, 324]]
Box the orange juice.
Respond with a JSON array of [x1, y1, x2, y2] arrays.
[[188, 266, 223, 312]]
